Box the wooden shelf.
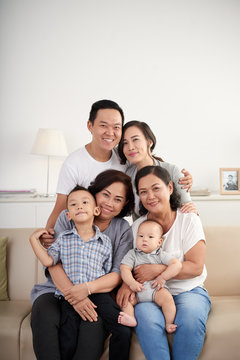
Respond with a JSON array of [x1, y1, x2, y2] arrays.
[[0, 195, 56, 203], [191, 192, 240, 201]]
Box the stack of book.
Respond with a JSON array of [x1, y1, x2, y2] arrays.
[[190, 189, 210, 196], [0, 189, 37, 198]]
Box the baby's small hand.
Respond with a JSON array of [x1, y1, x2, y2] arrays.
[[151, 276, 166, 290], [129, 280, 146, 293]]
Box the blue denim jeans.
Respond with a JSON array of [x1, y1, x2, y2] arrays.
[[135, 287, 211, 360]]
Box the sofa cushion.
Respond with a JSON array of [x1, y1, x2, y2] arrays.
[[204, 227, 240, 296], [20, 312, 36, 360], [199, 296, 240, 360], [101, 296, 240, 360], [0, 236, 9, 300], [0, 300, 32, 360]]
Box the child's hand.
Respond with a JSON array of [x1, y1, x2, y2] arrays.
[[151, 275, 166, 290], [30, 228, 49, 243], [129, 280, 146, 293]]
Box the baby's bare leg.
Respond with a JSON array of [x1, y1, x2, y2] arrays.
[[118, 297, 138, 327], [154, 288, 177, 333]]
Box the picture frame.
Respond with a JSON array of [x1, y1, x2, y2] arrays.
[[220, 168, 240, 195]]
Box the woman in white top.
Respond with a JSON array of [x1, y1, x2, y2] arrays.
[[118, 120, 196, 216], [117, 165, 211, 360]]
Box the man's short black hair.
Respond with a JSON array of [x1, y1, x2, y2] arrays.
[[88, 99, 124, 125]]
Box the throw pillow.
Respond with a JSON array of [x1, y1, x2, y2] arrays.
[[0, 236, 9, 300]]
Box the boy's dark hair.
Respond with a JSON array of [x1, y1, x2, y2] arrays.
[[88, 169, 134, 218], [135, 166, 181, 215], [118, 120, 163, 164], [67, 185, 96, 207], [88, 99, 124, 125]]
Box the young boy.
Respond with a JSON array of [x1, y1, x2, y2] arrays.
[[30, 185, 130, 360], [118, 219, 182, 333]]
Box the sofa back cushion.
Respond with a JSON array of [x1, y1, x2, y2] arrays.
[[0, 226, 239, 300], [204, 226, 240, 296], [0, 236, 9, 300], [0, 229, 36, 301]]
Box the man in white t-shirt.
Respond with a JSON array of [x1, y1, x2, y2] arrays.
[[43, 99, 193, 246], [44, 99, 126, 243]]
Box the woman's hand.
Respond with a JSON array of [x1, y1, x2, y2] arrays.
[[180, 202, 199, 215], [65, 283, 89, 305], [73, 298, 98, 322], [179, 169, 193, 192], [134, 264, 166, 283], [39, 228, 55, 249], [116, 282, 135, 309]]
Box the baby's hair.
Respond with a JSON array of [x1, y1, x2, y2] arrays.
[[138, 219, 163, 237]]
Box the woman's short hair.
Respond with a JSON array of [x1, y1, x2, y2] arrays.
[[135, 166, 181, 215], [118, 121, 157, 164], [88, 169, 134, 218]]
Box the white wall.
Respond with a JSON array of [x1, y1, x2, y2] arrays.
[[0, 0, 239, 194]]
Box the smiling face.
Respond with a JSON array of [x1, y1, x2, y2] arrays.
[[138, 174, 173, 215], [136, 221, 163, 253], [122, 126, 152, 165], [87, 109, 122, 152], [95, 182, 127, 221], [66, 190, 100, 224]]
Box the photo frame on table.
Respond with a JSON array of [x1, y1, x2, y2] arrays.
[[220, 168, 240, 195]]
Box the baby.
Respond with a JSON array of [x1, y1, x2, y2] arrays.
[[119, 219, 182, 333]]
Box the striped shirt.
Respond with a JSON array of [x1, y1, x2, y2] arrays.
[[48, 225, 112, 297]]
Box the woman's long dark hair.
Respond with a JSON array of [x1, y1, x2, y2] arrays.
[[118, 120, 163, 165], [88, 169, 134, 217], [135, 166, 181, 215]]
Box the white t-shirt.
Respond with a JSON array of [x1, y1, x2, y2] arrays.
[[57, 147, 127, 195], [132, 210, 207, 295]]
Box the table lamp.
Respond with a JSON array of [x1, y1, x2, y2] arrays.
[[31, 128, 68, 196]]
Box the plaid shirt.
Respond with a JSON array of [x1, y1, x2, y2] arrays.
[[48, 225, 112, 297]]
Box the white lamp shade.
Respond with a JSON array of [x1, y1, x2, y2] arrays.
[[31, 128, 68, 157]]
